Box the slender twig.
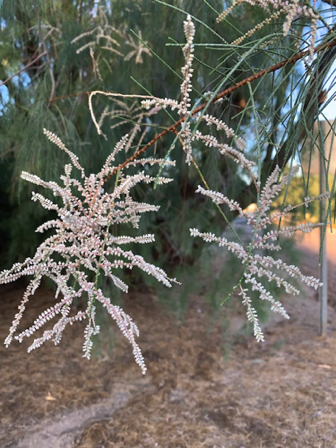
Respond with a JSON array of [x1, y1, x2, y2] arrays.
[[0, 51, 47, 88], [102, 38, 336, 183], [48, 36, 336, 184], [51, 90, 90, 102], [50, 38, 336, 107], [51, 90, 152, 103]]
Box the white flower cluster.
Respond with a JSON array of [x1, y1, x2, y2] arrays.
[[141, 16, 250, 172], [180, 15, 195, 115], [1, 130, 179, 374], [198, 114, 247, 152], [190, 166, 328, 342], [71, 6, 123, 80], [217, 0, 319, 58], [71, 6, 122, 56]]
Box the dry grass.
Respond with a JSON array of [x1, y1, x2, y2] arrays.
[[1, 251, 336, 447]]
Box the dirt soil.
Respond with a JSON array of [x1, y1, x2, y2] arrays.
[[1, 240, 336, 448]]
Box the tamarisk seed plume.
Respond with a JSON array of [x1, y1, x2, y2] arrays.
[[191, 166, 327, 342], [1, 130, 179, 374]]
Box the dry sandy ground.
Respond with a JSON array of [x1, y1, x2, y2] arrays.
[[1, 240, 336, 448]]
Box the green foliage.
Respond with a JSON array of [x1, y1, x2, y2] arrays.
[[273, 172, 336, 221]]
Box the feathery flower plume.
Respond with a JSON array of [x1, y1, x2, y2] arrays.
[[190, 166, 328, 342], [71, 6, 123, 79], [124, 30, 152, 64], [217, 0, 319, 58], [1, 131, 179, 374], [141, 16, 251, 174]]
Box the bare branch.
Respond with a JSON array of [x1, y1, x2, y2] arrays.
[[103, 37, 336, 184], [0, 51, 47, 89]]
